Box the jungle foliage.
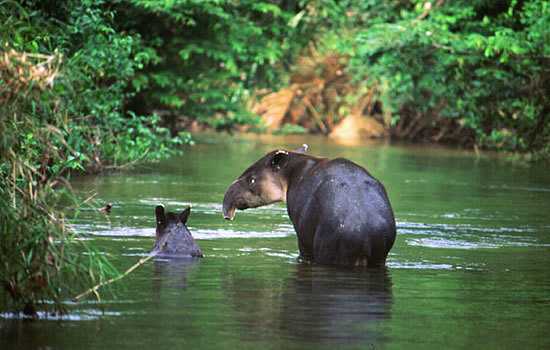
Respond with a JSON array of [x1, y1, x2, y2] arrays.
[[247, 0, 549, 157], [109, 0, 326, 131], [345, 0, 550, 156], [109, 0, 549, 156]]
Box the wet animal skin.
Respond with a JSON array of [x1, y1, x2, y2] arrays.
[[222, 145, 396, 267]]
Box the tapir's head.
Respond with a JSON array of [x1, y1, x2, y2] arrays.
[[153, 205, 203, 257], [155, 205, 191, 240], [222, 144, 308, 221]]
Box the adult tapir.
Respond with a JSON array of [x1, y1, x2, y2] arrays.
[[222, 145, 396, 267]]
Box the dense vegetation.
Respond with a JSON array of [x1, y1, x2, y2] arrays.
[[1, 0, 548, 315], [0, 0, 184, 314], [345, 0, 549, 156], [110, 0, 549, 157]]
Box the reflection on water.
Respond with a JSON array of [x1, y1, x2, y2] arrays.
[[152, 257, 201, 292], [279, 265, 393, 345], [2, 134, 550, 349]]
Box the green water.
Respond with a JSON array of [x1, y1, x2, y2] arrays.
[[2, 134, 550, 349]]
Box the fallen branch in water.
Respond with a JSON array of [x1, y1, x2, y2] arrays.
[[72, 229, 172, 303], [72, 252, 156, 303]]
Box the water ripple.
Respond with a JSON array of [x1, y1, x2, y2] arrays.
[[0, 310, 122, 321], [397, 220, 549, 249]]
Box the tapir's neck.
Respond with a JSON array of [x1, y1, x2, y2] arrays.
[[281, 152, 325, 194]]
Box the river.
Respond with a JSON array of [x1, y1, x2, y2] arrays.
[[2, 134, 550, 349]]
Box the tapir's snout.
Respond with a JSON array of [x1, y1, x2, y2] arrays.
[[223, 207, 235, 221], [222, 202, 236, 221], [222, 184, 240, 221]]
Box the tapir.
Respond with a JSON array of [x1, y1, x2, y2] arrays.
[[152, 205, 203, 258], [222, 145, 396, 266]]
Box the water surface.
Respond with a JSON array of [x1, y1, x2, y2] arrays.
[[2, 134, 550, 349]]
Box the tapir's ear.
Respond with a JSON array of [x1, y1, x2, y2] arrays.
[[293, 144, 308, 153], [180, 207, 191, 224], [271, 150, 289, 171], [155, 205, 166, 227]]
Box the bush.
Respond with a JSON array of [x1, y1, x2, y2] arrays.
[[0, 47, 119, 315], [0, 0, 186, 314], [345, 0, 550, 156]]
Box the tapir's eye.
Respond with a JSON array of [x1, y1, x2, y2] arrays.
[[249, 177, 256, 185]]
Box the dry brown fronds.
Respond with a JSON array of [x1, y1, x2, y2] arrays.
[[250, 42, 386, 138], [252, 87, 295, 129], [0, 44, 62, 103]]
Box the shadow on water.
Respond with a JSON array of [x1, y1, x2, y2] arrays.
[[279, 264, 393, 346]]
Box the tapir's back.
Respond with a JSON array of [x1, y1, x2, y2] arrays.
[[287, 158, 396, 266], [321, 159, 393, 220]]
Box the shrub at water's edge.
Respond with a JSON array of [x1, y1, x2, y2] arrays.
[[345, 0, 549, 158], [0, 1, 186, 315]]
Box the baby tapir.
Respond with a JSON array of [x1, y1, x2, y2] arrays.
[[222, 145, 396, 267], [152, 205, 203, 258]]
